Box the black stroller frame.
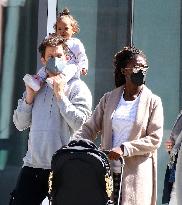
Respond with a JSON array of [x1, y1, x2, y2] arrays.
[[116, 156, 125, 205], [103, 151, 125, 205]]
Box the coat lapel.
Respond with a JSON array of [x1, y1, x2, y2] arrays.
[[128, 85, 152, 141], [104, 87, 124, 148]]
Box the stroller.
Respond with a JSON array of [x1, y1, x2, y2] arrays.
[[48, 138, 125, 205]]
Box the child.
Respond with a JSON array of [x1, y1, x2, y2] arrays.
[[55, 8, 88, 75], [23, 8, 88, 91]]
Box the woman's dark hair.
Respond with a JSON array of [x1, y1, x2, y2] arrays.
[[54, 8, 80, 34], [113, 46, 148, 87], [38, 33, 68, 58]]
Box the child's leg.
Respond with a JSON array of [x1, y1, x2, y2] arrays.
[[37, 67, 48, 81]]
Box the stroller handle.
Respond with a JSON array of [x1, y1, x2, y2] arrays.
[[102, 150, 125, 165], [102, 149, 125, 205]]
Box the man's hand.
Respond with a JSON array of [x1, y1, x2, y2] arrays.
[[25, 85, 37, 104], [48, 74, 66, 100], [108, 147, 124, 161]]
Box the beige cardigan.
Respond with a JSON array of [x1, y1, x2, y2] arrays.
[[75, 85, 163, 205]]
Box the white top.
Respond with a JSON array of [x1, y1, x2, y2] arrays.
[[111, 93, 140, 173], [66, 37, 88, 71]]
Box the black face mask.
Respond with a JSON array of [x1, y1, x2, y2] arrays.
[[130, 70, 147, 86]]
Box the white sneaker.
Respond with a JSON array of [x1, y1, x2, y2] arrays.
[[46, 78, 53, 89], [23, 74, 41, 91]]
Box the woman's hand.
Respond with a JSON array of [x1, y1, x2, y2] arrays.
[[164, 139, 174, 152], [108, 147, 124, 160]]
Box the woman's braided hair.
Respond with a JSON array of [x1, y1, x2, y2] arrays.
[[54, 8, 80, 34], [113, 46, 148, 87]]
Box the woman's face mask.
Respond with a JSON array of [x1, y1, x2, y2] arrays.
[[123, 64, 148, 86], [130, 69, 147, 86]]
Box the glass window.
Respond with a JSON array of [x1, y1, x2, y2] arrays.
[[0, 1, 39, 204], [133, 1, 181, 204]]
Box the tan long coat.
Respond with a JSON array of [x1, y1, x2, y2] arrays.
[[75, 85, 163, 205]]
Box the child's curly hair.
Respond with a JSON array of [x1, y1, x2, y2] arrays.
[[54, 8, 80, 35], [38, 33, 68, 58], [113, 46, 148, 87]]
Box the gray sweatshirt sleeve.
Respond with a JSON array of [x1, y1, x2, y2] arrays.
[[13, 95, 33, 131], [57, 80, 92, 131]]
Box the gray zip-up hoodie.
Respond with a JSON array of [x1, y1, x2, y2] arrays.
[[13, 77, 92, 169]]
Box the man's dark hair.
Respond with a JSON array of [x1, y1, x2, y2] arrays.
[[38, 33, 68, 58]]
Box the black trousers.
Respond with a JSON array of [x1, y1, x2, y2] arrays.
[[113, 172, 122, 205], [162, 165, 173, 204], [9, 166, 51, 205]]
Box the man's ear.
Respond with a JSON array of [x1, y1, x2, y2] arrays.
[[41, 57, 46, 65]]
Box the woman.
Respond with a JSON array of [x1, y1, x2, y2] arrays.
[[74, 46, 164, 205], [162, 111, 182, 205]]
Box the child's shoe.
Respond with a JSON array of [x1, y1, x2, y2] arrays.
[[23, 74, 41, 91], [46, 78, 54, 89]]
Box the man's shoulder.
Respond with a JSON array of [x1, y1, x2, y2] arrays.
[[68, 78, 91, 93], [67, 79, 92, 105]]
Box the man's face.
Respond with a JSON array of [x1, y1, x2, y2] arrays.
[[43, 45, 66, 64]]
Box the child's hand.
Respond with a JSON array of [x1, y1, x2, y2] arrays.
[[81, 68, 87, 75], [33, 74, 46, 87]]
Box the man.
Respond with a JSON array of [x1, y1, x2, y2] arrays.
[[10, 33, 92, 205]]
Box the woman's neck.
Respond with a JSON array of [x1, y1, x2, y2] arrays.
[[123, 85, 143, 101]]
